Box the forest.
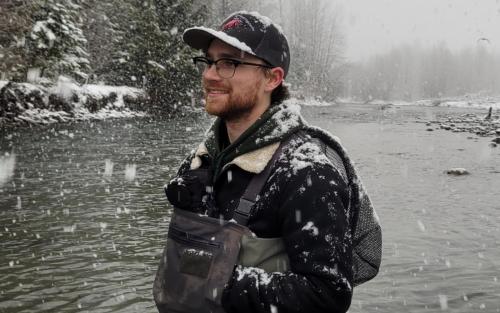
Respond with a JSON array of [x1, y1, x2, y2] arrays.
[[1, 0, 500, 111], [343, 42, 500, 102]]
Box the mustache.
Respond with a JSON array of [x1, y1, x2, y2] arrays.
[[202, 82, 230, 90]]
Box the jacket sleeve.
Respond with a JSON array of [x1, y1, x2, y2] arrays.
[[221, 162, 353, 313]]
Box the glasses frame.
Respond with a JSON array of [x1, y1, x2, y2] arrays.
[[192, 56, 273, 79]]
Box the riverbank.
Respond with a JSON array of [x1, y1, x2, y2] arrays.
[[0, 79, 148, 127], [422, 111, 500, 140], [3, 82, 500, 146], [336, 96, 500, 138], [338, 93, 500, 110]]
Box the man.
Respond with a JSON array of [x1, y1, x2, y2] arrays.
[[154, 11, 381, 313]]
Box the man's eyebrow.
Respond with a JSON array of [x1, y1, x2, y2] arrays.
[[206, 51, 244, 60]]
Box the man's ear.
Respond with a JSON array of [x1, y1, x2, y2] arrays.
[[264, 67, 285, 92]]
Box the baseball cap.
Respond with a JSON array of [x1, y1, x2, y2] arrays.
[[183, 11, 290, 78]]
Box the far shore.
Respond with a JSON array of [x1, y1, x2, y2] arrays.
[[1, 80, 499, 138]]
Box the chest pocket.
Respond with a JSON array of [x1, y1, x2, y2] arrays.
[[238, 235, 290, 272], [153, 209, 251, 313]]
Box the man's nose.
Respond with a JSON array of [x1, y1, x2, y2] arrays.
[[203, 64, 222, 81]]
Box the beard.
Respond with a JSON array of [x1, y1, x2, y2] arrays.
[[203, 83, 259, 122]]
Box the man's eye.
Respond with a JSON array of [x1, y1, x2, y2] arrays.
[[218, 60, 237, 68]]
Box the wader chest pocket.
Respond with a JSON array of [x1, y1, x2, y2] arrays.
[[169, 227, 220, 278], [154, 209, 251, 313]]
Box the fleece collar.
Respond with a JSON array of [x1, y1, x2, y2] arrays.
[[190, 142, 280, 174], [203, 103, 306, 181]]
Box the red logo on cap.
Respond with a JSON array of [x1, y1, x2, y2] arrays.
[[222, 19, 241, 30]]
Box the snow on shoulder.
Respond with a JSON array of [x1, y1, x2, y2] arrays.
[[269, 104, 332, 174], [268, 103, 303, 138], [288, 139, 331, 174]]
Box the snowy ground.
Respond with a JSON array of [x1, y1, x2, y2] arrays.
[[1, 78, 147, 126], [14, 107, 147, 125], [287, 97, 332, 107], [337, 95, 500, 110], [50, 77, 144, 109], [3, 78, 500, 129]]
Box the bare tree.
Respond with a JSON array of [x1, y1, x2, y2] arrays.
[[285, 0, 345, 100], [183, 0, 347, 101], [342, 42, 500, 102]]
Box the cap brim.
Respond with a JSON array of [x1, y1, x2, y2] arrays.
[[183, 27, 255, 56]]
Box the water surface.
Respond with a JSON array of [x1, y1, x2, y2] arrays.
[[1, 104, 499, 312]]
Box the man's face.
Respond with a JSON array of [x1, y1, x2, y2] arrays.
[[202, 39, 268, 121]]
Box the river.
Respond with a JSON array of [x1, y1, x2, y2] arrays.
[[1, 104, 499, 312]]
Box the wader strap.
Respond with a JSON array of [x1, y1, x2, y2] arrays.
[[232, 137, 292, 226]]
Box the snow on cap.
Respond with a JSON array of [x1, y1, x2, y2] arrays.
[[183, 11, 290, 77]]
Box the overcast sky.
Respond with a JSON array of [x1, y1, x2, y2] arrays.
[[338, 0, 500, 61]]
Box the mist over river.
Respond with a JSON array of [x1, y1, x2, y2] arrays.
[[1, 104, 499, 313]]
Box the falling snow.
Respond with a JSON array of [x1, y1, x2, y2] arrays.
[[0, 153, 16, 187], [438, 295, 448, 310], [124, 164, 136, 181], [1, 4, 500, 312], [104, 159, 114, 177], [417, 220, 426, 232]]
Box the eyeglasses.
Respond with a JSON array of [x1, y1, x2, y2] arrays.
[[192, 56, 273, 79]]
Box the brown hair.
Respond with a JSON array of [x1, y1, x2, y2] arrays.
[[262, 66, 290, 105], [271, 83, 290, 105]]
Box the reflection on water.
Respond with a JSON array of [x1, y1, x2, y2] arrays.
[[1, 105, 499, 313]]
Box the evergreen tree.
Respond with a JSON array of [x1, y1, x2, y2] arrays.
[[107, 0, 207, 112], [104, 0, 161, 87], [26, 0, 89, 82], [79, 0, 117, 83], [0, 1, 38, 81], [149, 0, 207, 112]]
